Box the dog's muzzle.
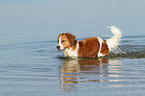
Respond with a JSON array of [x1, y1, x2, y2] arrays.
[[56, 45, 60, 50]]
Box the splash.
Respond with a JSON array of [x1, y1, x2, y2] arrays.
[[107, 45, 145, 59]]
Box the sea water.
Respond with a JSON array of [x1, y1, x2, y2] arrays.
[[0, 0, 145, 96]]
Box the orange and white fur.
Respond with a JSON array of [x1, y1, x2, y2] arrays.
[[57, 26, 121, 58]]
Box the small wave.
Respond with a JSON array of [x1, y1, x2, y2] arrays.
[[57, 44, 145, 59], [108, 51, 145, 59], [107, 44, 145, 59]]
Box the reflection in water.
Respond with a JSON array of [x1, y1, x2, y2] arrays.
[[59, 58, 122, 92]]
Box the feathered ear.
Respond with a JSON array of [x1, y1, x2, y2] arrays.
[[66, 33, 76, 46]]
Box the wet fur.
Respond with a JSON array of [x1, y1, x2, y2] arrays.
[[57, 26, 121, 58], [78, 37, 101, 58]]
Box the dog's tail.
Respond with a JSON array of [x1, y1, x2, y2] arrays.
[[107, 26, 122, 52]]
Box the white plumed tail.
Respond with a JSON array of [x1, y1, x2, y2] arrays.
[[107, 26, 122, 52]]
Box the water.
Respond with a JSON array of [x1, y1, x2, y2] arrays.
[[0, 0, 145, 96]]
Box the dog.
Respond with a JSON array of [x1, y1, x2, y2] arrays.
[[56, 26, 121, 58]]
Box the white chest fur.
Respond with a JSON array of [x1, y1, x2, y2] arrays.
[[62, 41, 79, 58]]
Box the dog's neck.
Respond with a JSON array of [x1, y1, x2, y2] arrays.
[[71, 40, 78, 50], [62, 40, 79, 57]]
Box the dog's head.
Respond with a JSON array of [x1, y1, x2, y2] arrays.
[[56, 33, 76, 50]]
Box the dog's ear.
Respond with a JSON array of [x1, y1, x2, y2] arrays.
[[66, 33, 76, 46]]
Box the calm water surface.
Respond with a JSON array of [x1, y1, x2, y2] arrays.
[[0, 0, 145, 96]]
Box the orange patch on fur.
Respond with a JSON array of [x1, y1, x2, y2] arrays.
[[78, 37, 100, 58]]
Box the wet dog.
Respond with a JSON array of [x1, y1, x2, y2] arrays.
[[56, 26, 121, 58]]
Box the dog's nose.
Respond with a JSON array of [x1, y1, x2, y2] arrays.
[[56, 46, 60, 50]]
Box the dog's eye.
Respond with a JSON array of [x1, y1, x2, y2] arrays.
[[62, 40, 65, 43]]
